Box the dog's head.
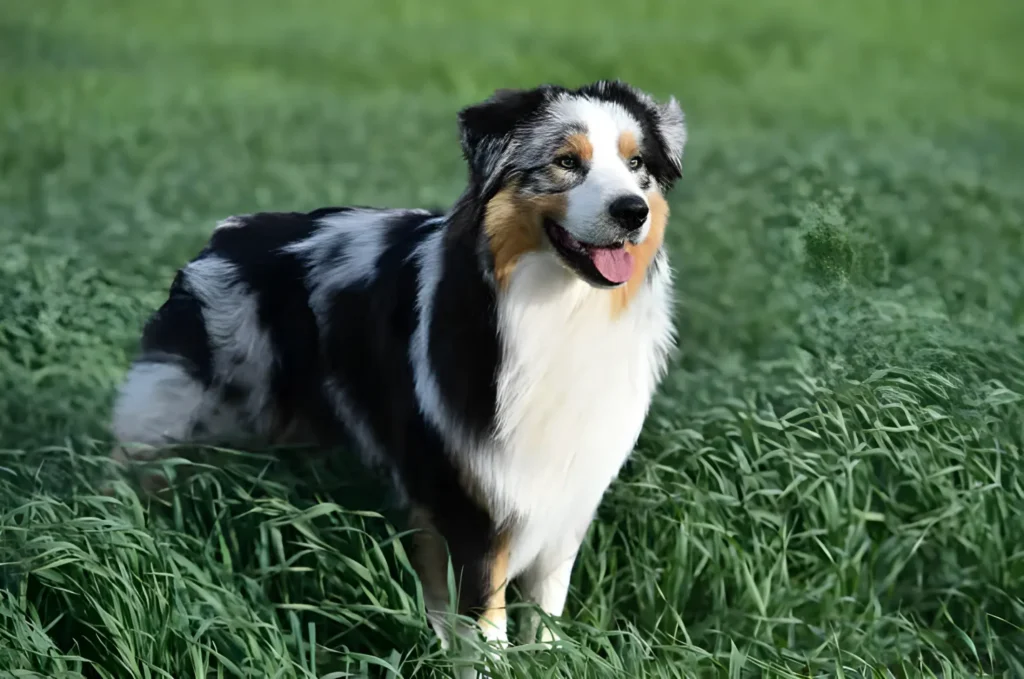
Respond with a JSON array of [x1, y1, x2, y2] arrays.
[[457, 80, 686, 290]]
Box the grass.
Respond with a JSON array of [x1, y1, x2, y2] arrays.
[[2, 0, 1024, 676]]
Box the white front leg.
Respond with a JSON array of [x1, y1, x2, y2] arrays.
[[517, 541, 581, 644]]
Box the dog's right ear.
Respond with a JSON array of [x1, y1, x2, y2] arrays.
[[457, 87, 550, 192]]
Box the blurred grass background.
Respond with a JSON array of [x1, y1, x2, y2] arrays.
[[2, 0, 1024, 677]]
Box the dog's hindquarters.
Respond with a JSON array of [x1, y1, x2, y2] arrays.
[[112, 266, 268, 458], [113, 270, 208, 454], [112, 211, 343, 460]]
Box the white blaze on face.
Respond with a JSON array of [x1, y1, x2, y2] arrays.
[[553, 97, 650, 247]]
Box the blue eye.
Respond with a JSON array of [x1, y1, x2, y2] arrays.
[[628, 156, 644, 171]]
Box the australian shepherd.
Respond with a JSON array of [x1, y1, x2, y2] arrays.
[[111, 80, 687, 650]]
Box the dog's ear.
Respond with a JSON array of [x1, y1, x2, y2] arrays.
[[457, 87, 550, 190], [636, 93, 687, 190], [655, 95, 687, 177]]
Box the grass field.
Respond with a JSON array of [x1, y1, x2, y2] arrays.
[[3, 0, 1024, 676]]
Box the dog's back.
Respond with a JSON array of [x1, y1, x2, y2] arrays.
[[112, 207, 443, 455]]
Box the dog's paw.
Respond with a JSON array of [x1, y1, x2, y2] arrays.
[[480, 618, 509, 647]]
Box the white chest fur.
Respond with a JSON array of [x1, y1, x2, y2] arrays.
[[477, 252, 674, 578]]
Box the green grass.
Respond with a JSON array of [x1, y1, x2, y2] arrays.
[[2, 0, 1024, 676]]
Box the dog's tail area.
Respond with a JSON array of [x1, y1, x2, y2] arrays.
[[111, 271, 215, 458]]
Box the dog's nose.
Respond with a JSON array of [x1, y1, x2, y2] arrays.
[[608, 195, 649, 232]]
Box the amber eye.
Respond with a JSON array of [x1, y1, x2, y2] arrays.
[[556, 155, 580, 171], [628, 156, 644, 171]]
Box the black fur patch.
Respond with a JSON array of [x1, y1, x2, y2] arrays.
[[318, 211, 441, 456], [200, 210, 344, 439], [428, 196, 502, 441], [457, 86, 554, 196]]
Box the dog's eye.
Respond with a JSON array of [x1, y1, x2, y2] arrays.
[[555, 155, 580, 171], [628, 156, 644, 171]]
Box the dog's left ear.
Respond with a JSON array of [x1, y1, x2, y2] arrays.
[[655, 96, 687, 177], [457, 87, 550, 191]]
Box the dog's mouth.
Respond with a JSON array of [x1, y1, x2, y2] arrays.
[[543, 218, 634, 287]]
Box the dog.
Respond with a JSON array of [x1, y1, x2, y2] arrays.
[[110, 79, 686, 650]]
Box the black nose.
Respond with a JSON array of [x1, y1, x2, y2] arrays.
[[608, 195, 649, 232]]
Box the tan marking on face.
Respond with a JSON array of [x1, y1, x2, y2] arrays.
[[610, 190, 668, 318], [484, 182, 567, 289], [617, 130, 639, 162], [557, 133, 593, 163], [478, 532, 511, 637]]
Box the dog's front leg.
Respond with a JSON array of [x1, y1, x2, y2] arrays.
[[408, 505, 511, 646], [516, 537, 582, 645]]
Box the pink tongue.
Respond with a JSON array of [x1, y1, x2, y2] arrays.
[[588, 247, 634, 283]]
